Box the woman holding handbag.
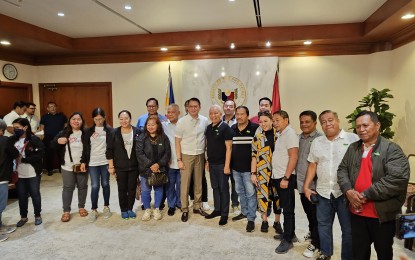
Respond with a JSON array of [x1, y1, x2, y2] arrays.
[[80, 108, 113, 222], [53, 112, 88, 222], [12, 118, 45, 227], [106, 110, 141, 220], [136, 115, 171, 221]]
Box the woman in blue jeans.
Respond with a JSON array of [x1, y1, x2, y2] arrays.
[[12, 118, 45, 227], [136, 115, 171, 221], [81, 108, 113, 222]]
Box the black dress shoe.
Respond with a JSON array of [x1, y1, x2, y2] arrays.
[[219, 216, 228, 226], [205, 211, 221, 219], [16, 218, 28, 227], [232, 213, 247, 222], [246, 221, 255, 232], [193, 208, 208, 217], [181, 212, 189, 222], [160, 203, 166, 210], [168, 207, 175, 216], [260, 221, 269, 233]]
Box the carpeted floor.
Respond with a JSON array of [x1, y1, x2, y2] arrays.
[[1, 173, 414, 259]]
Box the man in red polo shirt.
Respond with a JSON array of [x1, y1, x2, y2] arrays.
[[337, 111, 410, 260]]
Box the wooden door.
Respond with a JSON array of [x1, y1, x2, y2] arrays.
[[39, 82, 113, 127], [0, 81, 32, 118]]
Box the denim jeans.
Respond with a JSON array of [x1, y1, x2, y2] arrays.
[[141, 176, 164, 209], [232, 170, 257, 221], [166, 168, 181, 208], [316, 194, 352, 260], [229, 172, 239, 207], [0, 182, 9, 226], [89, 165, 110, 209], [275, 175, 296, 242], [17, 175, 42, 218], [209, 164, 230, 217]]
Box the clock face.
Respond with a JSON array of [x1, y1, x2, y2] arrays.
[[2, 63, 18, 80]]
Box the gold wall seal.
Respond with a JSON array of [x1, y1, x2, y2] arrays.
[[210, 75, 247, 106]]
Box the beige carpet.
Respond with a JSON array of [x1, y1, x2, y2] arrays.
[[1, 173, 414, 260]]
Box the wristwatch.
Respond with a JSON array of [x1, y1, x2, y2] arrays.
[[177, 158, 182, 162], [282, 176, 290, 181], [251, 172, 257, 175]]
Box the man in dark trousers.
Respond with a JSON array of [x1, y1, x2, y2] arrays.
[[204, 104, 233, 226], [337, 111, 410, 260], [39, 102, 67, 175]]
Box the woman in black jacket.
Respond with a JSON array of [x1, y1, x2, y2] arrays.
[[12, 118, 45, 227], [136, 115, 171, 221], [53, 112, 88, 222], [80, 108, 113, 222], [106, 110, 141, 220]]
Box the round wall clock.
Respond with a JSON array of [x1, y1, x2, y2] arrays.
[[2, 63, 18, 80]]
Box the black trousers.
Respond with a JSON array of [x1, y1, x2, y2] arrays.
[[43, 136, 61, 172], [350, 213, 395, 260], [300, 193, 320, 249], [17, 175, 42, 218], [275, 175, 296, 242], [116, 170, 138, 212]]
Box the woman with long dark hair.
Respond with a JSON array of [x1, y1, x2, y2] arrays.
[[53, 112, 88, 222], [80, 108, 113, 222], [106, 110, 141, 220], [12, 118, 45, 227], [136, 115, 171, 221]]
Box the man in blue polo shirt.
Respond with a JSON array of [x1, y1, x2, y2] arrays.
[[136, 98, 167, 130], [204, 104, 233, 226], [230, 106, 259, 232]]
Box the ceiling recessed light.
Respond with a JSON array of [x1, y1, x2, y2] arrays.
[[402, 13, 415, 20], [221, 72, 226, 77], [124, 5, 132, 10], [195, 44, 201, 50], [230, 43, 235, 49], [304, 40, 312, 45], [57, 12, 65, 17], [265, 41, 271, 47], [229, 0, 236, 2], [194, 73, 198, 78], [160, 47, 168, 51], [0, 40, 11, 45], [256, 71, 260, 76]]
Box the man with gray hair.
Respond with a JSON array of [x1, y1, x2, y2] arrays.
[[0, 119, 19, 242], [204, 104, 233, 226]]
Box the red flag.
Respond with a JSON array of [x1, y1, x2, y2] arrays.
[[271, 64, 281, 113]]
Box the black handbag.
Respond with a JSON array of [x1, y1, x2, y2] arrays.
[[146, 171, 168, 186]]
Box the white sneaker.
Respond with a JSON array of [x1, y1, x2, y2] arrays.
[[202, 202, 211, 211], [142, 209, 152, 221], [0, 225, 16, 234], [153, 209, 162, 220], [102, 207, 112, 219], [304, 231, 311, 241], [89, 210, 98, 222], [0, 234, 8, 242], [232, 206, 241, 215], [303, 244, 319, 258]]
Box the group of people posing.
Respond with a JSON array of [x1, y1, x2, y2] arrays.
[[0, 97, 410, 260]]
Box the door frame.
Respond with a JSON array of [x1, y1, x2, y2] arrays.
[[0, 80, 33, 100]]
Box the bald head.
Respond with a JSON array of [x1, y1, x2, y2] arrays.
[[209, 104, 223, 125]]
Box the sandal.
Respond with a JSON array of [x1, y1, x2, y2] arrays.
[[79, 208, 88, 217], [61, 212, 71, 222]]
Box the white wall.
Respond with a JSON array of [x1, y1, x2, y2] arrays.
[[1, 43, 414, 154]]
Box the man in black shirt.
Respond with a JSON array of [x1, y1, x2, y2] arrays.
[[39, 102, 67, 175], [230, 106, 259, 232], [204, 105, 233, 226]]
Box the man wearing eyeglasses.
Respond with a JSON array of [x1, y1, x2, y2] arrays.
[[22, 102, 40, 133], [136, 98, 167, 130]]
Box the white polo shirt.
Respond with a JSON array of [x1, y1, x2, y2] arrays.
[[162, 120, 179, 169], [307, 129, 359, 199], [271, 124, 299, 179], [3, 110, 20, 137], [22, 114, 40, 133], [175, 114, 209, 156]]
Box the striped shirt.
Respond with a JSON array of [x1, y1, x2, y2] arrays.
[[231, 121, 259, 172]]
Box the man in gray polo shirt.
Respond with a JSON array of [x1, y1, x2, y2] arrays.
[[296, 110, 322, 258]]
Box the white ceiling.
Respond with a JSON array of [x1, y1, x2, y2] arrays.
[[0, 0, 387, 38]]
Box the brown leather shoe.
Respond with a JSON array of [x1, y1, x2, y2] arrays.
[[181, 212, 189, 222], [193, 208, 208, 217]]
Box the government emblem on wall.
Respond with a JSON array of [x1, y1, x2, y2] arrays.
[[210, 75, 247, 106]]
